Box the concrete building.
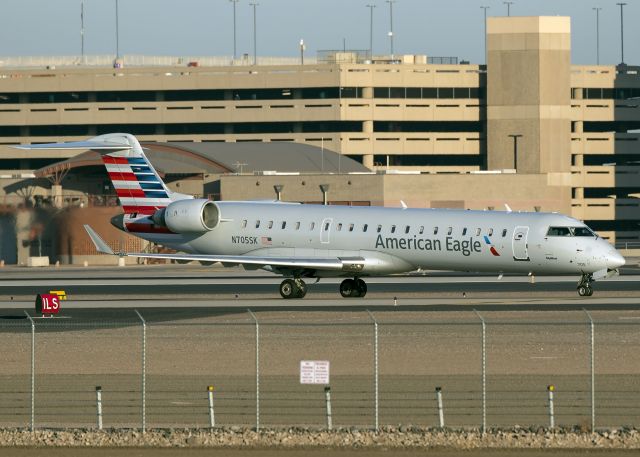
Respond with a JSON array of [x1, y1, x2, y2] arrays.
[[1, 15, 640, 264]]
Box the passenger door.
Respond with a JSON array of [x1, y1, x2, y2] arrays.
[[320, 218, 332, 244], [512, 226, 530, 261]]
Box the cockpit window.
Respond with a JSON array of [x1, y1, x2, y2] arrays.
[[572, 226, 596, 237], [547, 226, 596, 237], [546, 226, 571, 237]]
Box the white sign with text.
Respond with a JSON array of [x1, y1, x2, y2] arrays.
[[299, 360, 330, 384]]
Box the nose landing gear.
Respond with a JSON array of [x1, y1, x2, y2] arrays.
[[577, 273, 594, 297], [279, 278, 308, 299], [339, 278, 368, 298]]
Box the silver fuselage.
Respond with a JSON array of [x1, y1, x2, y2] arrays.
[[125, 201, 624, 277]]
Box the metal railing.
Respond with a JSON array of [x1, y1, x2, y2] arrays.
[[0, 309, 639, 431]]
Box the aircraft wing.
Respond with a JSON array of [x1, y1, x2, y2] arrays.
[[84, 225, 362, 272]]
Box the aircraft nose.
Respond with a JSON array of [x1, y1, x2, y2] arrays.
[[606, 251, 626, 269]]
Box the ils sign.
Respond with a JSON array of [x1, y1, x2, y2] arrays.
[[35, 294, 60, 315], [300, 360, 330, 384]]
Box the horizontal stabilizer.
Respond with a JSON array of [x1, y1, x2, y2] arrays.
[[14, 139, 132, 152]]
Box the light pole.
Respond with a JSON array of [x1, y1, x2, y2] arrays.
[[508, 134, 523, 171], [81, 0, 85, 59], [299, 39, 305, 65], [504, 1, 513, 16], [230, 0, 239, 60], [366, 4, 376, 59], [481, 6, 490, 65], [617, 3, 626, 64], [115, 0, 120, 59], [386, 0, 396, 59], [250, 2, 259, 65], [593, 7, 602, 65]]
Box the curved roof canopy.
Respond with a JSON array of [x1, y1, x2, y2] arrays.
[[34, 141, 367, 179]]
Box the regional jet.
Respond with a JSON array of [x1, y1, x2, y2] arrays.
[[17, 133, 626, 299]]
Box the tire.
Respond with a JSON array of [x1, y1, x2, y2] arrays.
[[355, 278, 367, 298], [295, 280, 307, 298], [280, 279, 296, 299], [586, 286, 594, 297], [578, 286, 588, 297], [340, 279, 356, 298]]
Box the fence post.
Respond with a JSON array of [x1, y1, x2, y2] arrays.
[[366, 310, 379, 431], [96, 386, 103, 430], [583, 308, 595, 432], [473, 309, 486, 435], [325, 386, 333, 430], [24, 311, 35, 432], [436, 386, 445, 428], [134, 309, 146, 433], [207, 385, 215, 428], [547, 385, 555, 429], [247, 309, 260, 431]]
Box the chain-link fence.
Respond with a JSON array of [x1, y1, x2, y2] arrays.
[[1, 309, 639, 431]]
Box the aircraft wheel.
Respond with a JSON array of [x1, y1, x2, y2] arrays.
[[355, 278, 367, 298], [280, 279, 297, 299], [340, 279, 356, 298], [578, 286, 589, 297], [295, 280, 308, 298], [586, 286, 594, 297]]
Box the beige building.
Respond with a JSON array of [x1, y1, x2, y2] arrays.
[[1, 15, 640, 264]]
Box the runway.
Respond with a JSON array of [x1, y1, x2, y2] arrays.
[[2, 264, 640, 313]]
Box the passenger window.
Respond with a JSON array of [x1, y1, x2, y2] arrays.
[[502, 228, 507, 237], [337, 223, 343, 231], [324, 222, 330, 231], [349, 224, 354, 232], [377, 225, 382, 233], [268, 220, 273, 229], [255, 220, 260, 228], [419, 226, 424, 234], [434, 227, 438, 235], [488, 228, 493, 236], [391, 225, 396, 233], [295, 222, 300, 230], [310, 222, 316, 230], [405, 225, 410, 234], [447, 227, 452, 235], [475, 228, 481, 236], [462, 228, 467, 236], [547, 226, 571, 237], [281, 221, 286, 229], [242, 219, 247, 228], [363, 224, 368, 232]]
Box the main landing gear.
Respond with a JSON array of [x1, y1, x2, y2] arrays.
[[339, 278, 367, 298], [577, 273, 594, 297], [279, 278, 308, 299], [278, 277, 368, 299]]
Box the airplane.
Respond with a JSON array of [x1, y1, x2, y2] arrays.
[[17, 133, 626, 299]]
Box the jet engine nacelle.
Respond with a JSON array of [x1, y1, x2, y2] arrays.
[[152, 199, 219, 233]]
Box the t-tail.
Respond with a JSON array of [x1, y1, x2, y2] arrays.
[[15, 133, 192, 216]]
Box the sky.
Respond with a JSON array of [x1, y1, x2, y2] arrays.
[[0, 0, 638, 65]]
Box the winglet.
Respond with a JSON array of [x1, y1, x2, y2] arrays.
[[504, 203, 513, 213], [83, 225, 115, 255], [400, 200, 408, 209]]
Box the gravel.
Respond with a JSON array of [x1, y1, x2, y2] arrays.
[[0, 426, 639, 449]]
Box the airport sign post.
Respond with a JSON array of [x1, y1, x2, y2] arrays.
[[35, 294, 60, 316]]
